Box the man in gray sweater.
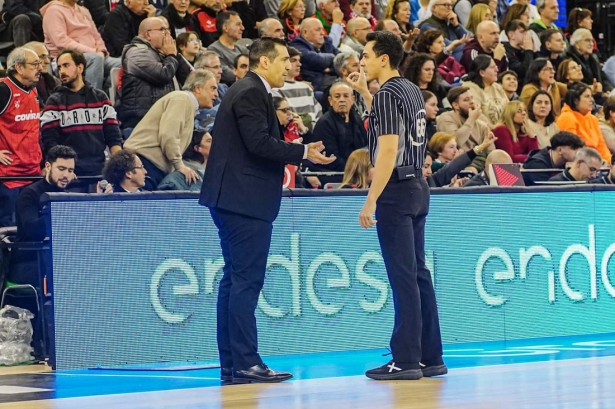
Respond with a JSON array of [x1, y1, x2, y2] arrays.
[[207, 11, 249, 85]]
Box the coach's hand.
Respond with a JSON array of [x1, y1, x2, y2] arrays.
[[306, 141, 336, 164], [359, 199, 377, 228]]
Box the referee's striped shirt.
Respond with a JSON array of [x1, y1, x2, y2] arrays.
[[367, 77, 427, 169]]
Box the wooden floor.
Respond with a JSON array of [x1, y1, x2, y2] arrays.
[[0, 356, 612, 408]]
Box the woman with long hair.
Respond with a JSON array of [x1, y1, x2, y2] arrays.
[[414, 29, 469, 85], [520, 57, 567, 117], [492, 100, 539, 162], [279, 0, 305, 41], [422, 90, 439, 141], [466, 4, 493, 34], [405, 53, 448, 106], [463, 55, 509, 127], [385, 0, 412, 34], [527, 89, 559, 148], [339, 149, 373, 189]]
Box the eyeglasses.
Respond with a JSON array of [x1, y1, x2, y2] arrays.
[[24, 61, 42, 68], [132, 165, 146, 170], [581, 161, 599, 174], [38, 54, 50, 62], [276, 107, 293, 113], [147, 27, 171, 33]]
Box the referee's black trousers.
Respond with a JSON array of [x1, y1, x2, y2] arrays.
[[375, 175, 443, 365]]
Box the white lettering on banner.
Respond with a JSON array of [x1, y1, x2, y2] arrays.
[[476, 224, 615, 306], [14, 111, 40, 121], [150, 259, 199, 324]]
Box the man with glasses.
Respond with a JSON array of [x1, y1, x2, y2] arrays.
[[0, 47, 43, 228], [419, 0, 470, 61], [548, 147, 603, 182], [193, 50, 229, 130], [340, 17, 372, 54], [23, 42, 60, 108], [116, 17, 180, 131], [591, 154, 615, 185], [103, 0, 157, 57], [102, 150, 148, 192], [565, 28, 612, 95]]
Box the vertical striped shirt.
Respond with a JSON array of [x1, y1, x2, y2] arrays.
[[367, 77, 427, 169]]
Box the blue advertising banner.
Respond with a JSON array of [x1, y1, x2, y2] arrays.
[[48, 190, 615, 370]]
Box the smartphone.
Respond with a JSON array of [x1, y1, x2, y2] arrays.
[[457, 170, 475, 179]]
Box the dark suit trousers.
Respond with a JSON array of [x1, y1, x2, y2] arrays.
[[375, 176, 443, 364], [210, 207, 273, 370]]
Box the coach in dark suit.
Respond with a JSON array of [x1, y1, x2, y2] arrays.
[[200, 37, 334, 384]]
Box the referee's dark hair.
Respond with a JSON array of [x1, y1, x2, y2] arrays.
[[549, 131, 586, 151], [249, 37, 288, 69], [365, 31, 404, 69]]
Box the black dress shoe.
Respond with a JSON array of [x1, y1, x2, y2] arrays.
[[221, 367, 233, 381], [233, 364, 293, 384]]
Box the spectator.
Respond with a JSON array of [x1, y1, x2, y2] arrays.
[[375, 18, 403, 36], [176, 31, 201, 85], [503, 20, 533, 91], [427, 131, 458, 164], [529, 0, 565, 39], [194, 51, 229, 129], [273, 46, 323, 128], [0, 47, 43, 228], [161, 0, 202, 39], [322, 52, 367, 116], [453, 0, 471, 27], [41, 49, 123, 188], [537, 29, 565, 71], [233, 53, 250, 81], [207, 11, 249, 85], [123, 69, 218, 190], [510, 0, 539, 21], [340, 17, 372, 54], [463, 55, 509, 128], [498, 70, 519, 101], [0, 0, 44, 46], [192, 0, 222, 46], [259, 17, 286, 39], [520, 58, 567, 117], [158, 131, 211, 191], [492, 100, 538, 162], [565, 28, 612, 96], [436, 86, 492, 171], [410, 0, 431, 25], [383, 0, 411, 34], [278, 0, 306, 41], [548, 147, 602, 182], [523, 131, 584, 185], [466, 4, 493, 35], [526, 89, 559, 148], [41, 0, 121, 90], [461, 20, 508, 74], [116, 17, 180, 130], [314, 0, 346, 46], [556, 81, 612, 163], [404, 53, 448, 108], [414, 29, 469, 86], [499, 3, 539, 51], [311, 82, 367, 171], [599, 96, 615, 155], [565, 8, 597, 56], [82, 0, 113, 29], [273, 96, 310, 142], [23, 42, 60, 109], [338, 148, 372, 188], [419, 0, 470, 61], [349, 0, 377, 29], [590, 154, 615, 185], [422, 90, 438, 141], [463, 149, 512, 186], [289, 18, 340, 92], [555, 58, 603, 105], [103, 0, 157, 58], [102, 150, 148, 192]]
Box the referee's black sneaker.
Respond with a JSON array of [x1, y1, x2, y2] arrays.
[[365, 360, 423, 380]]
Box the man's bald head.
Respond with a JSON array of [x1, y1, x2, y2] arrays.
[[485, 149, 513, 178], [347, 17, 372, 44], [139, 17, 165, 36], [477, 20, 498, 36], [301, 18, 325, 48], [476, 20, 500, 52]]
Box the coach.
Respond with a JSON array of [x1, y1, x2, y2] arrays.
[[199, 37, 334, 384]]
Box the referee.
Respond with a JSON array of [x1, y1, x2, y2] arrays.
[[346, 31, 447, 381]]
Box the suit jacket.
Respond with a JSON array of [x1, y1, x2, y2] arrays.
[[200, 71, 305, 222]]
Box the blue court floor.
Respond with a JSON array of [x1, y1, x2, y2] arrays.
[[5, 332, 612, 403]]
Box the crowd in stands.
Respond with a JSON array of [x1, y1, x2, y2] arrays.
[[1, 0, 615, 229]]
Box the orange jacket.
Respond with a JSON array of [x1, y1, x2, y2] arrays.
[[555, 104, 612, 163]]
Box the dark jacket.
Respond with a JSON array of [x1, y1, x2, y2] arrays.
[[427, 149, 477, 187], [522, 147, 560, 186], [1, 0, 42, 21], [102, 3, 147, 58], [40, 82, 123, 176], [548, 168, 577, 182], [537, 45, 563, 73], [83, 0, 109, 28], [161, 4, 202, 39], [192, 6, 219, 47], [200, 71, 305, 223], [461, 38, 509, 74], [310, 108, 367, 172], [464, 171, 489, 186], [35, 72, 60, 109], [565, 46, 613, 92], [504, 42, 533, 91], [590, 174, 614, 184], [116, 36, 179, 129], [289, 35, 340, 92]]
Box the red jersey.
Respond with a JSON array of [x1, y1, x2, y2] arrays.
[[0, 77, 42, 189]]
